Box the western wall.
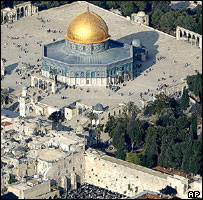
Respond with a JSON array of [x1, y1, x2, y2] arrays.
[[83, 148, 202, 199]]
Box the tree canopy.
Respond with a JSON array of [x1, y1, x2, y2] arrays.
[[104, 74, 202, 175], [180, 87, 189, 111], [187, 72, 202, 102]]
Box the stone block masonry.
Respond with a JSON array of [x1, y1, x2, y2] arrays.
[[84, 148, 201, 199]]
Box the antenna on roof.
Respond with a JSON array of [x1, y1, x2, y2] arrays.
[[87, 4, 89, 12]]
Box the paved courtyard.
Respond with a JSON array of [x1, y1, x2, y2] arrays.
[[1, 1, 202, 108]]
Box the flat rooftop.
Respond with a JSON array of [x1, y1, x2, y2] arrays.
[[51, 135, 80, 146], [37, 148, 67, 162]]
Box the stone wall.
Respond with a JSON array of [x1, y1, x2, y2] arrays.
[[84, 148, 199, 199], [84, 149, 168, 196], [38, 151, 85, 186], [7, 186, 22, 198], [22, 180, 51, 199]]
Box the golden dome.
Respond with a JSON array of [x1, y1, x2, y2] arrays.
[[64, 11, 110, 44]]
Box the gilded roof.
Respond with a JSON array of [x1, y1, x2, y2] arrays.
[[64, 11, 110, 44]]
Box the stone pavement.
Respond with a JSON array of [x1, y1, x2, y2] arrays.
[[1, 1, 202, 108]]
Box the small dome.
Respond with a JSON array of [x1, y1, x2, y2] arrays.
[[94, 103, 104, 111], [132, 39, 142, 48], [137, 11, 146, 17]]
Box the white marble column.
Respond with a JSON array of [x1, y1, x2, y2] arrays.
[[199, 37, 202, 49], [176, 28, 180, 40]]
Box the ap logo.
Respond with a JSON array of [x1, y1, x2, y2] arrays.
[[188, 191, 200, 198]]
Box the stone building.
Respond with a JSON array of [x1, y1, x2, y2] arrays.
[[41, 10, 148, 86], [131, 11, 149, 26], [64, 106, 77, 121], [1, 1, 38, 24], [1, 170, 9, 195], [7, 179, 59, 199], [18, 85, 30, 117]]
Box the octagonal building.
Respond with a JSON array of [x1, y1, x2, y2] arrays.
[[41, 10, 148, 86]]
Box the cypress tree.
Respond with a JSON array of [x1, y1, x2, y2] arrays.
[[180, 87, 189, 111]]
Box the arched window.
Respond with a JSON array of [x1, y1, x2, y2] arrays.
[[86, 71, 90, 78], [91, 72, 95, 78], [96, 72, 100, 78], [81, 72, 85, 78], [20, 7, 24, 17]]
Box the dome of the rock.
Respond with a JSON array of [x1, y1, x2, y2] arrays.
[[64, 11, 109, 44]]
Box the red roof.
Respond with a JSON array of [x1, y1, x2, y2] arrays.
[[136, 193, 161, 199], [1, 121, 12, 126]]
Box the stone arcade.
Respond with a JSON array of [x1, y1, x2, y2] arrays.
[[176, 26, 202, 49], [1, 1, 38, 24]]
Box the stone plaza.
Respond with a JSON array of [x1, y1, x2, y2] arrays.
[[1, 2, 202, 199], [1, 1, 202, 109]]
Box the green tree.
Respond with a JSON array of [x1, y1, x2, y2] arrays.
[[182, 141, 193, 174], [156, 108, 176, 127], [95, 124, 104, 144], [145, 126, 165, 156], [134, 1, 147, 11], [89, 1, 108, 9], [190, 112, 197, 140], [115, 146, 126, 160], [177, 115, 188, 130], [175, 15, 197, 32], [151, 9, 164, 27], [180, 87, 189, 111], [196, 16, 202, 35], [151, 1, 170, 13], [122, 101, 140, 119], [88, 111, 96, 127], [187, 72, 202, 102], [191, 140, 202, 174], [142, 154, 157, 168], [197, 104, 202, 118], [1, 1, 5, 9], [104, 115, 116, 137], [112, 123, 126, 150], [126, 152, 141, 165], [192, 4, 202, 16], [1, 89, 9, 105], [160, 11, 177, 30], [106, 1, 121, 9], [171, 143, 184, 169], [120, 1, 137, 17], [147, 93, 172, 115], [8, 175, 16, 184], [127, 118, 146, 150]]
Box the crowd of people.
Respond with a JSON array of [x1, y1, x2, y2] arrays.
[[63, 183, 127, 199]]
